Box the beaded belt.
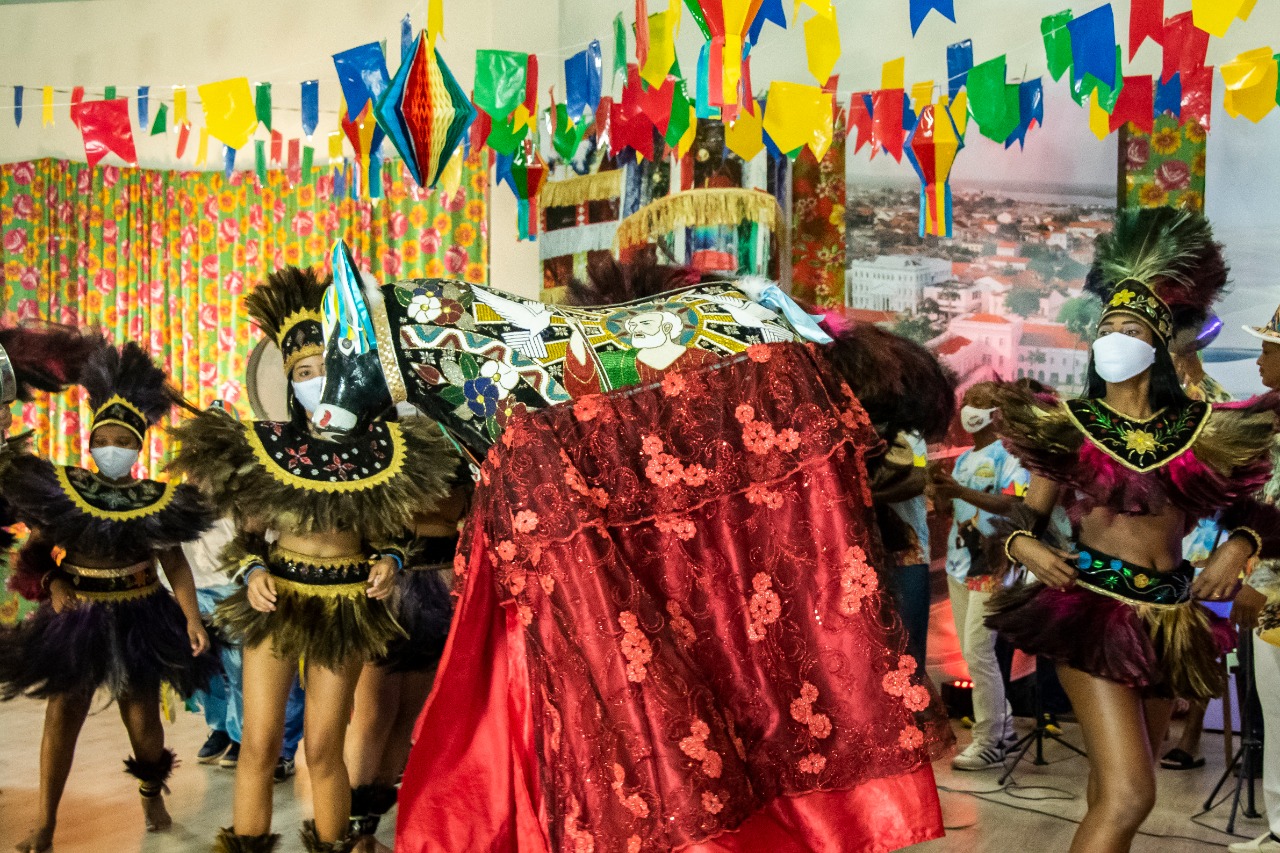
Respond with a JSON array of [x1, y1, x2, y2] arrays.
[[410, 536, 459, 571], [1074, 548, 1193, 608], [268, 545, 372, 586], [63, 560, 159, 599]]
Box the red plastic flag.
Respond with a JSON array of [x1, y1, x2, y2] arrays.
[[1129, 0, 1164, 60], [1109, 75, 1154, 133], [1162, 12, 1209, 84], [71, 98, 137, 166]]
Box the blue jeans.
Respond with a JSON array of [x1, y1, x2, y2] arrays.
[[892, 564, 931, 673], [192, 585, 305, 760]]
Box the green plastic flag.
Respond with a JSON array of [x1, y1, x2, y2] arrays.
[[475, 50, 529, 120], [614, 13, 628, 80], [966, 55, 1021, 142], [255, 83, 273, 131], [149, 102, 168, 135], [104, 85, 117, 101], [301, 145, 314, 181], [255, 139, 268, 183], [683, 0, 712, 40], [485, 111, 529, 155], [1041, 11, 1074, 82], [665, 75, 693, 147], [1071, 46, 1123, 111], [552, 104, 588, 161]]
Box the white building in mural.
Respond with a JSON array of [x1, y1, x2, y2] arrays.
[[846, 255, 952, 312], [929, 312, 1089, 392]]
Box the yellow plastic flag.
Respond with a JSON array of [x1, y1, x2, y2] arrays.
[[41, 86, 53, 126], [725, 101, 765, 160], [1088, 89, 1110, 140], [802, 2, 841, 85], [428, 0, 444, 45], [720, 0, 752, 103], [1221, 47, 1278, 123], [882, 57, 906, 91], [1192, 0, 1252, 38], [761, 81, 834, 159], [641, 5, 680, 89], [675, 106, 697, 158], [197, 77, 257, 150], [911, 81, 935, 109], [946, 92, 969, 137], [173, 86, 188, 126], [195, 128, 209, 166], [328, 131, 344, 163], [439, 148, 463, 195]]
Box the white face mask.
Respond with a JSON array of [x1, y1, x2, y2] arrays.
[[91, 446, 139, 480], [292, 376, 325, 415], [960, 405, 997, 434], [1092, 333, 1156, 383]]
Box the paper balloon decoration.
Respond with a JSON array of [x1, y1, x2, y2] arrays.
[[905, 101, 962, 237], [375, 31, 476, 188], [686, 0, 767, 116], [496, 139, 547, 241]]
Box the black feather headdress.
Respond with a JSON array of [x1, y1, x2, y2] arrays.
[[81, 339, 176, 441], [244, 267, 328, 375], [0, 322, 105, 403]]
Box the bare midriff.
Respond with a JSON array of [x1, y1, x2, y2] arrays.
[[61, 551, 151, 570], [1076, 503, 1189, 573], [275, 529, 364, 559]]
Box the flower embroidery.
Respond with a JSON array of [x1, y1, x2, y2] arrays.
[[798, 753, 827, 774], [453, 552, 467, 578], [702, 792, 725, 814], [495, 540, 517, 562], [742, 420, 776, 454], [734, 404, 756, 424], [899, 726, 925, 750], [514, 510, 539, 533], [574, 394, 604, 422], [747, 343, 772, 363], [517, 604, 534, 626], [667, 601, 697, 648], [563, 797, 595, 853], [775, 428, 802, 452], [838, 546, 879, 615], [284, 444, 311, 469], [619, 612, 653, 683], [627, 838, 642, 853], [539, 573, 556, 594], [679, 720, 723, 778], [903, 685, 931, 713], [746, 485, 784, 510], [645, 454, 685, 488], [881, 669, 910, 698], [1123, 429, 1157, 455], [1134, 574, 1151, 589], [662, 372, 686, 396], [790, 682, 833, 739], [641, 434, 666, 457], [683, 464, 709, 487], [504, 571, 527, 597], [612, 764, 651, 818], [589, 487, 611, 508], [808, 713, 833, 739], [747, 573, 782, 642], [1110, 288, 1136, 307], [656, 517, 696, 540]]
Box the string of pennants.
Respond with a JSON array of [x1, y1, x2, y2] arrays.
[[5, 0, 1278, 241]]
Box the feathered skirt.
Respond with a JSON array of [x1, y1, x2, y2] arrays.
[[377, 536, 457, 674], [0, 560, 220, 701], [986, 547, 1236, 700], [215, 545, 405, 669]]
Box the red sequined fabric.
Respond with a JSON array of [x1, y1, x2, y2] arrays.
[[396, 343, 947, 853]]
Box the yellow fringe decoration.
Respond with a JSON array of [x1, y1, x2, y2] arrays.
[[74, 583, 161, 602], [539, 169, 625, 209], [63, 559, 154, 579], [160, 682, 181, 723], [615, 188, 781, 251], [270, 575, 368, 599]]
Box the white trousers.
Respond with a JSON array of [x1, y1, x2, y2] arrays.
[[1254, 631, 1280, 836], [948, 577, 1014, 748]]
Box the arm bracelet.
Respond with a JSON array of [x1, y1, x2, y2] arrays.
[[1004, 530, 1035, 564], [1230, 527, 1264, 559]]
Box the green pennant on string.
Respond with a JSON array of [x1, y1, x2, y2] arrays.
[[613, 13, 628, 80], [967, 55, 1022, 142], [486, 116, 529, 155], [1041, 11, 1074, 82], [255, 139, 268, 184], [475, 51, 529, 120], [552, 104, 588, 161], [149, 102, 169, 135], [301, 145, 314, 181], [255, 83, 273, 131], [104, 85, 117, 101], [1071, 46, 1123, 111], [665, 76, 693, 146], [682, 0, 712, 41]]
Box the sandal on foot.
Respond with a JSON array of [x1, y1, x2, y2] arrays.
[[1160, 748, 1205, 770]]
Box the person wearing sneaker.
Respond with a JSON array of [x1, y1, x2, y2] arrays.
[[987, 210, 1280, 852], [1226, 306, 1280, 853], [930, 381, 1027, 772]]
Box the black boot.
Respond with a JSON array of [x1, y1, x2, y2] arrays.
[[300, 820, 357, 853], [349, 784, 398, 840], [212, 827, 282, 852]]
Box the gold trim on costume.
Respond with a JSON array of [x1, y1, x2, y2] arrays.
[[270, 575, 368, 599], [75, 583, 162, 602], [63, 559, 154, 579], [93, 394, 149, 429], [1062, 401, 1209, 473], [270, 545, 369, 569], [54, 465, 178, 521], [369, 293, 409, 405], [243, 421, 408, 493], [1075, 579, 1184, 611]]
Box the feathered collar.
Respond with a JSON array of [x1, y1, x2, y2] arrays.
[[246, 420, 406, 493], [1064, 399, 1210, 473], [54, 466, 177, 521]]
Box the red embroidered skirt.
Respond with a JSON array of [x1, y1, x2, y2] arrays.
[[395, 343, 947, 853]]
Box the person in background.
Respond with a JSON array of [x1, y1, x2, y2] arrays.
[[185, 515, 305, 782], [872, 430, 932, 672], [1226, 305, 1280, 853], [929, 382, 1025, 771]]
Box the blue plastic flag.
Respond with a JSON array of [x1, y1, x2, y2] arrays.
[[137, 86, 149, 128], [748, 0, 787, 45], [565, 40, 603, 120], [1067, 5, 1117, 91], [223, 145, 237, 179], [1005, 78, 1044, 149], [13, 86, 21, 127], [401, 14, 413, 63], [947, 40, 973, 99], [1154, 72, 1182, 118], [301, 81, 319, 137], [910, 0, 956, 36], [332, 43, 390, 116]]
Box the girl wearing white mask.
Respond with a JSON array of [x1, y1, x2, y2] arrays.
[[987, 208, 1280, 852], [0, 340, 217, 853], [170, 268, 457, 853]]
